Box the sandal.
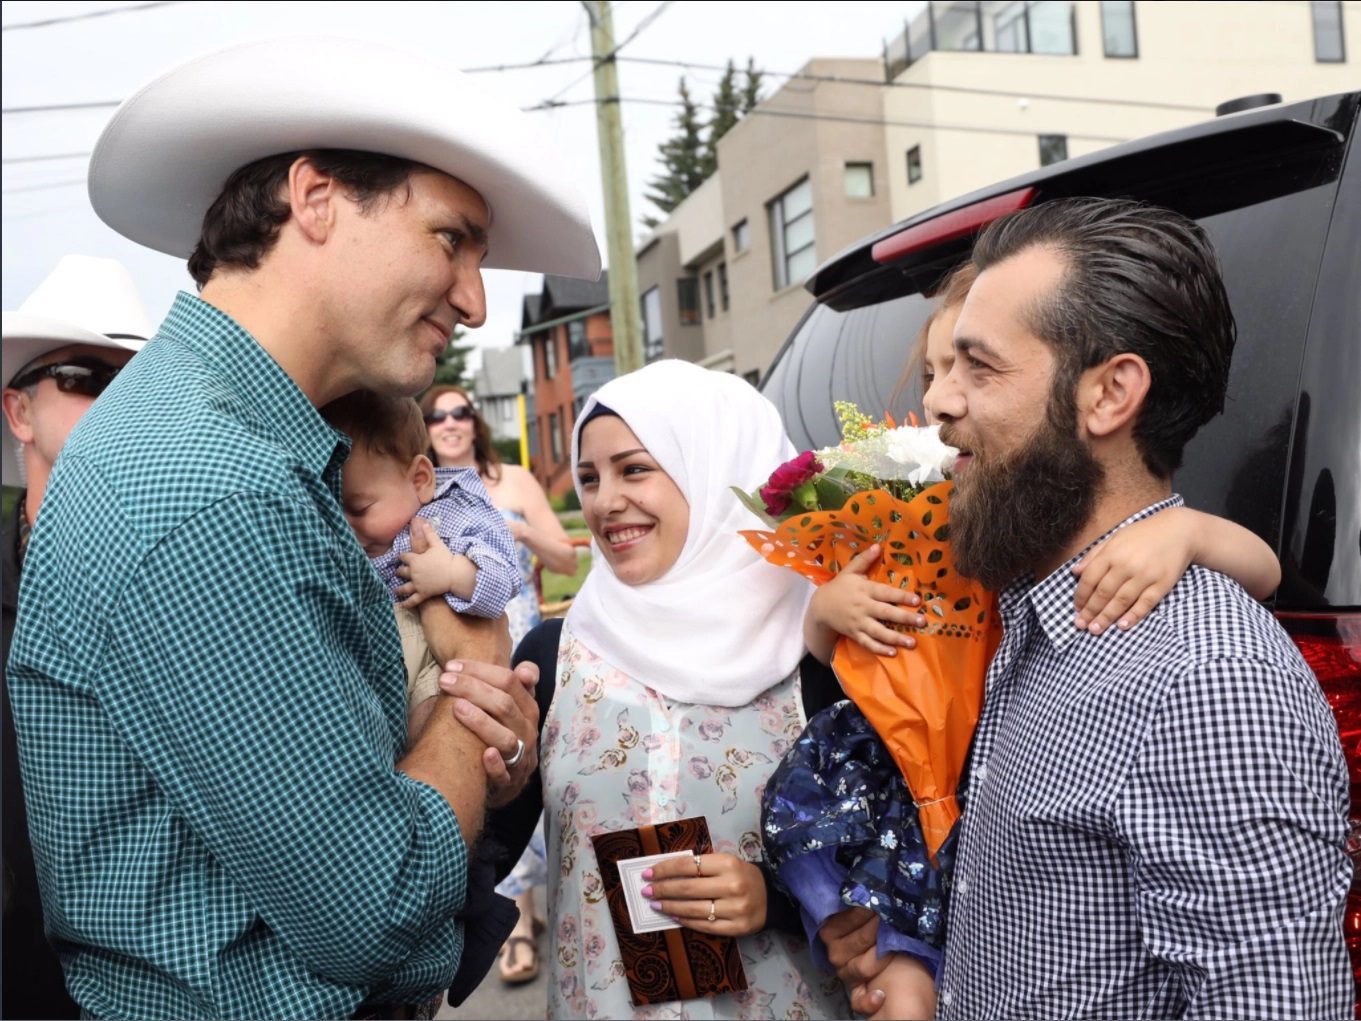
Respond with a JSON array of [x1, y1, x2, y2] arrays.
[[498, 935, 540, 985]]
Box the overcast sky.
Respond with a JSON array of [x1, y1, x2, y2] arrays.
[[2, 0, 926, 366]]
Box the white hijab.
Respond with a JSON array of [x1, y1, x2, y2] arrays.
[[564, 360, 812, 707]]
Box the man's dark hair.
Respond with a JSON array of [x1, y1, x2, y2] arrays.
[[320, 389, 428, 465], [187, 149, 421, 287], [972, 197, 1236, 478]]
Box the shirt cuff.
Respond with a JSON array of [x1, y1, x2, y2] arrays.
[[442, 548, 519, 618]]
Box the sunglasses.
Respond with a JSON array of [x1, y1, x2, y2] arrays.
[[423, 405, 476, 425], [9, 359, 124, 399]]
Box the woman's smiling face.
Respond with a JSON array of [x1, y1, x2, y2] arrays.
[[576, 414, 690, 586]]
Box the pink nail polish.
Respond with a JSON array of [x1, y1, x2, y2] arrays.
[[641, 868, 653, 879], [649, 900, 662, 910], [641, 885, 653, 897]]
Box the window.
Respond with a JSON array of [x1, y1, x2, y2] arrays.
[[641, 286, 664, 361], [560, 413, 570, 467], [1312, 1, 1345, 62], [543, 333, 557, 380], [768, 177, 815, 290], [1100, 0, 1137, 57], [703, 270, 716, 318], [732, 219, 751, 252], [718, 262, 730, 312], [1038, 134, 1068, 166], [567, 319, 589, 361], [844, 162, 874, 197], [907, 146, 923, 184], [994, 1, 1028, 52], [677, 277, 700, 326], [1027, 1, 1075, 54], [548, 411, 561, 462]]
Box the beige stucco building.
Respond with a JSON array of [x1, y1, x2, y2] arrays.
[[636, 0, 1357, 380]]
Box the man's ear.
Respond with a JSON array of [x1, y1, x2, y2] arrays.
[[1, 388, 34, 444], [408, 454, 436, 502], [1078, 353, 1151, 439], [287, 156, 340, 245]]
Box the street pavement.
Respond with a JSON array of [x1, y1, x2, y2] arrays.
[[438, 886, 547, 1021]]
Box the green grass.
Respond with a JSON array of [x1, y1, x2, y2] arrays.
[[2, 486, 18, 525], [541, 545, 591, 605]]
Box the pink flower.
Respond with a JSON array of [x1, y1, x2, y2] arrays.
[[759, 451, 824, 516]]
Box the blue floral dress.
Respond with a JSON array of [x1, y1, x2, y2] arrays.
[[542, 624, 850, 1020], [760, 700, 952, 977]]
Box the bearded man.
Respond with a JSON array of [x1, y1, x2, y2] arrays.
[[923, 198, 1349, 1018], [822, 196, 1344, 1018]]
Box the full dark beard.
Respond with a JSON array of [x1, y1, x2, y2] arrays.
[[947, 402, 1104, 591]]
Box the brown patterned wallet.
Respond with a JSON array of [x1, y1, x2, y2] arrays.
[[590, 816, 749, 1005]]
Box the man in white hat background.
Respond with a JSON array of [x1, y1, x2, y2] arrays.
[[2, 254, 150, 1020], [8, 38, 600, 1021]]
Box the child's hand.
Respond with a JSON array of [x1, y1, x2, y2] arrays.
[[810, 544, 925, 657], [1071, 507, 1196, 635], [396, 519, 470, 608]]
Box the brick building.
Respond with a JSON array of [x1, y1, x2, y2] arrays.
[[517, 272, 613, 498]]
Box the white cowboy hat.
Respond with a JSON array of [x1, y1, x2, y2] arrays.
[[88, 37, 602, 281], [2, 255, 152, 485]]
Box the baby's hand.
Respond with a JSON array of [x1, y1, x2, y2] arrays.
[[396, 518, 463, 608], [811, 544, 925, 657], [1071, 508, 1195, 635]]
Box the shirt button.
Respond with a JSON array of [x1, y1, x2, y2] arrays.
[[956, 878, 969, 894], [941, 988, 954, 1006], [974, 763, 988, 782]]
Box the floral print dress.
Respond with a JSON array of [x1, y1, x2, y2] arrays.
[[542, 624, 850, 1020]]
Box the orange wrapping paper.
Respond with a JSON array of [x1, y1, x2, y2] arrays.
[[741, 482, 1001, 863]]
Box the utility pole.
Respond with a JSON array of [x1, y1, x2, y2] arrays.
[[584, 0, 644, 375]]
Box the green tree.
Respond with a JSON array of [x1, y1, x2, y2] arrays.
[[703, 60, 741, 174], [642, 77, 708, 228], [741, 57, 764, 113], [431, 327, 473, 388]]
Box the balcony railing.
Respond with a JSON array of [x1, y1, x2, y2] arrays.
[[885, 0, 1077, 78]]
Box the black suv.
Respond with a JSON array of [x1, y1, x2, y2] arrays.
[[761, 90, 1360, 1003]]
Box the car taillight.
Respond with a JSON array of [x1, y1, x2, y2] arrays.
[[1277, 610, 1361, 1014], [870, 187, 1036, 264]]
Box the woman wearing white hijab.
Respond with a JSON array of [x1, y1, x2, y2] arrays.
[[479, 361, 850, 1019]]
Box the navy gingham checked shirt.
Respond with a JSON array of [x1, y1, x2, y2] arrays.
[[369, 467, 520, 618], [8, 293, 469, 1020], [937, 497, 1352, 1019]]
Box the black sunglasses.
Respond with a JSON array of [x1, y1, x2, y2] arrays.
[[9, 359, 124, 399], [424, 405, 476, 425]]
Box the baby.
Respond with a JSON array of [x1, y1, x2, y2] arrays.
[[322, 389, 520, 731]]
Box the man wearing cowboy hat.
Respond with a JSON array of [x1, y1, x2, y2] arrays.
[[8, 38, 600, 1020], [2, 254, 151, 1020]]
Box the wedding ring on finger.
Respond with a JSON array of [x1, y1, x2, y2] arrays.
[[693, 855, 704, 878], [707, 899, 717, 923], [502, 738, 526, 768]]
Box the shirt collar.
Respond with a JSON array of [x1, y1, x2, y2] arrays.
[[159, 292, 348, 480], [431, 466, 480, 501], [999, 495, 1186, 652]]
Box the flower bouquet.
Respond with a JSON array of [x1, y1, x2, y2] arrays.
[[737, 403, 1001, 863]]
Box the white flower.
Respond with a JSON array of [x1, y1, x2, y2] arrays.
[[817, 424, 958, 484]]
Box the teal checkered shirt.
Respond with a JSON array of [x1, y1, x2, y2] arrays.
[[8, 293, 469, 1020]]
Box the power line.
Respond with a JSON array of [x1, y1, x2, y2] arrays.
[[1, 0, 184, 32], [2, 177, 85, 194], [2, 100, 118, 114], [462, 55, 590, 73], [615, 56, 1214, 114], [524, 94, 1130, 145], [542, 0, 674, 107], [2, 151, 90, 164]]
